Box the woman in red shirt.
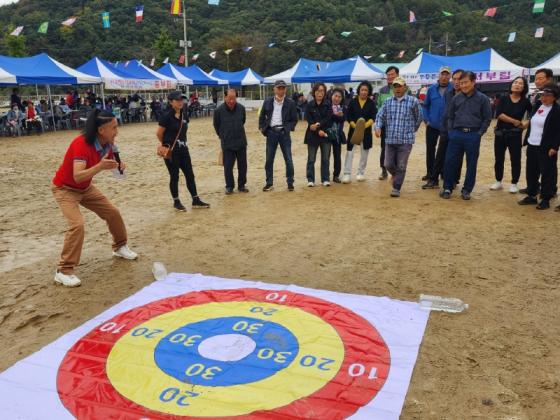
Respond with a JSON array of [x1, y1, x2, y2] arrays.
[[25, 100, 42, 135], [52, 109, 137, 287]]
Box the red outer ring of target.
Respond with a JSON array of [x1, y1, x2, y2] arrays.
[[57, 288, 390, 420]]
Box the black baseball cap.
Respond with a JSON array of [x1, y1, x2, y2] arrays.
[[274, 80, 287, 88], [541, 85, 559, 97], [168, 91, 187, 101]]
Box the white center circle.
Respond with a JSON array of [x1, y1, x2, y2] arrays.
[[197, 334, 257, 362]]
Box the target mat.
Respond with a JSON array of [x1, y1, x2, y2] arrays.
[[0, 273, 429, 419]]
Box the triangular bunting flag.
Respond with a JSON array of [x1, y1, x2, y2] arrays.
[[243, 46, 253, 52], [209, 51, 217, 59], [150, 57, 155, 67], [315, 35, 325, 43], [224, 49, 233, 55], [535, 27, 544, 38], [374, 26, 384, 31], [171, 0, 181, 15], [38, 22, 49, 34], [192, 54, 199, 61], [268, 43, 275, 48], [533, 0, 546, 14], [61, 17, 76, 27], [102, 12, 110, 29], [286, 39, 298, 44], [442, 11, 453, 17], [379, 53, 387, 58], [416, 48, 423, 55], [484, 7, 497, 17], [364, 56, 372, 59], [10, 26, 24, 36], [481, 36, 489, 42], [507, 32, 516, 43], [398, 50, 406, 58], [163, 57, 169, 64], [340, 31, 352, 37], [208, 0, 220, 5], [409, 11, 416, 23], [136, 6, 144, 23]]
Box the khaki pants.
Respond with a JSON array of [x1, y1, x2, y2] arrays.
[[51, 184, 127, 274]]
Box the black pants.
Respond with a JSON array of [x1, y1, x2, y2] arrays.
[[223, 147, 247, 189], [164, 148, 198, 199], [494, 130, 522, 184], [380, 128, 386, 169], [526, 145, 558, 200], [306, 142, 331, 183], [426, 126, 440, 178], [332, 141, 342, 178], [431, 136, 462, 184]]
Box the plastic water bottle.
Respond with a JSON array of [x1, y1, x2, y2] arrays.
[[152, 262, 168, 281], [418, 294, 468, 313], [112, 168, 126, 180]]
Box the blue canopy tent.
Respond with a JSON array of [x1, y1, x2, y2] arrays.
[[157, 63, 227, 86], [0, 53, 101, 86], [264, 58, 329, 84], [317, 56, 384, 82], [111, 60, 176, 89], [399, 49, 527, 84], [77, 57, 175, 90], [209, 68, 264, 85]]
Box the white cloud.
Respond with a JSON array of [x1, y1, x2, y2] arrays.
[[0, 0, 19, 6]]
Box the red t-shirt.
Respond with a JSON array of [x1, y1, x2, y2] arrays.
[[53, 135, 113, 189]]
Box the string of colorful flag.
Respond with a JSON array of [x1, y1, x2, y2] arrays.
[[6, 0, 551, 65]]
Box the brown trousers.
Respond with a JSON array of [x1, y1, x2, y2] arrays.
[[51, 184, 127, 274]]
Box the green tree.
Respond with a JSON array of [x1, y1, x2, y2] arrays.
[[4, 32, 27, 57], [153, 29, 178, 67]]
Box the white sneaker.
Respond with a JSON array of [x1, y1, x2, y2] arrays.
[[509, 184, 519, 194], [307, 182, 315, 187], [322, 181, 331, 187], [341, 174, 351, 184], [113, 245, 138, 260], [54, 271, 81, 287], [356, 174, 365, 182], [490, 181, 503, 191]]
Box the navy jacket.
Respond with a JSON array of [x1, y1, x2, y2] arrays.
[[304, 100, 333, 146], [213, 102, 247, 151], [258, 96, 298, 135], [524, 102, 560, 151], [422, 83, 453, 130]]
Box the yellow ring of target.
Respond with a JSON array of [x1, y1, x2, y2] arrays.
[[106, 301, 344, 417]]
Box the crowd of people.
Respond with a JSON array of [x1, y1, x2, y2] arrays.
[[49, 66, 559, 286]]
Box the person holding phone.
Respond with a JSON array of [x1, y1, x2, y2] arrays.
[[51, 109, 137, 287]]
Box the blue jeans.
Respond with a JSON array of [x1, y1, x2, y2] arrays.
[[444, 130, 481, 193], [384, 143, 413, 191], [265, 130, 294, 185], [306, 142, 331, 183]]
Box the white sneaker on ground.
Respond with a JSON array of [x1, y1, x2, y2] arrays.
[[307, 182, 315, 187], [113, 245, 138, 260], [341, 174, 351, 184], [322, 181, 331, 187], [54, 271, 81, 287], [490, 181, 503, 191], [356, 174, 365, 182], [509, 184, 519, 194]]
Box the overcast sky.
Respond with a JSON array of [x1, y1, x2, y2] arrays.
[[0, 0, 19, 6]]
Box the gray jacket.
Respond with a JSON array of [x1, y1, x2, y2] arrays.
[[213, 102, 247, 151]]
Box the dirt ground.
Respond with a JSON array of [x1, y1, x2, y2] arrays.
[[0, 112, 559, 420]]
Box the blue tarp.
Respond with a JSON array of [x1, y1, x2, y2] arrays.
[[209, 68, 264, 85], [157, 63, 227, 85]]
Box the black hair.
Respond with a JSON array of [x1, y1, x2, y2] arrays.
[[509, 76, 529, 97], [83, 109, 115, 145], [452, 69, 464, 77], [311, 82, 327, 100], [332, 88, 345, 97], [357, 81, 373, 96], [226, 88, 238, 97], [460, 71, 477, 82], [535, 68, 553, 79], [385, 66, 400, 75], [542, 83, 560, 99]]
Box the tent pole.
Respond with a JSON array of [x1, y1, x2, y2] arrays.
[[36, 84, 39, 101], [47, 85, 56, 132], [101, 83, 106, 108]]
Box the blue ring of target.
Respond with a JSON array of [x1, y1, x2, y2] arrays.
[[154, 316, 299, 386]]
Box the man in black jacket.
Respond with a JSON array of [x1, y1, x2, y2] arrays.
[[214, 89, 248, 194], [258, 80, 298, 191]]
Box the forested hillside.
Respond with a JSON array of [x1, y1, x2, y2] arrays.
[[0, 0, 559, 73]]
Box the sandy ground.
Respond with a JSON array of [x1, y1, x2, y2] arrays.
[[0, 112, 559, 420]]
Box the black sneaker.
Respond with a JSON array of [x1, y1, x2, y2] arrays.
[[519, 187, 528, 195], [225, 187, 234, 195], [461, 190, 471, 201], [238, 186, 249, 193], [174, 200, 187, 212], [333, 176, 341, 184], [537, 200, 550, 210], [287, 184, 294, 191], [518, 196, 538, 205], [378, 169, 388, 180], [421, 174, 429, 181], [192, 197, 210, 208], [422, 180, 439, 190], [439, 189, 451, 199], [263, 184, 274, 192]]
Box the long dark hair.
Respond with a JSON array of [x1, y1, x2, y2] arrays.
[[311, 82, 327, 102], [509, 76, 529, 97], [83, 109, 115, 145]]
